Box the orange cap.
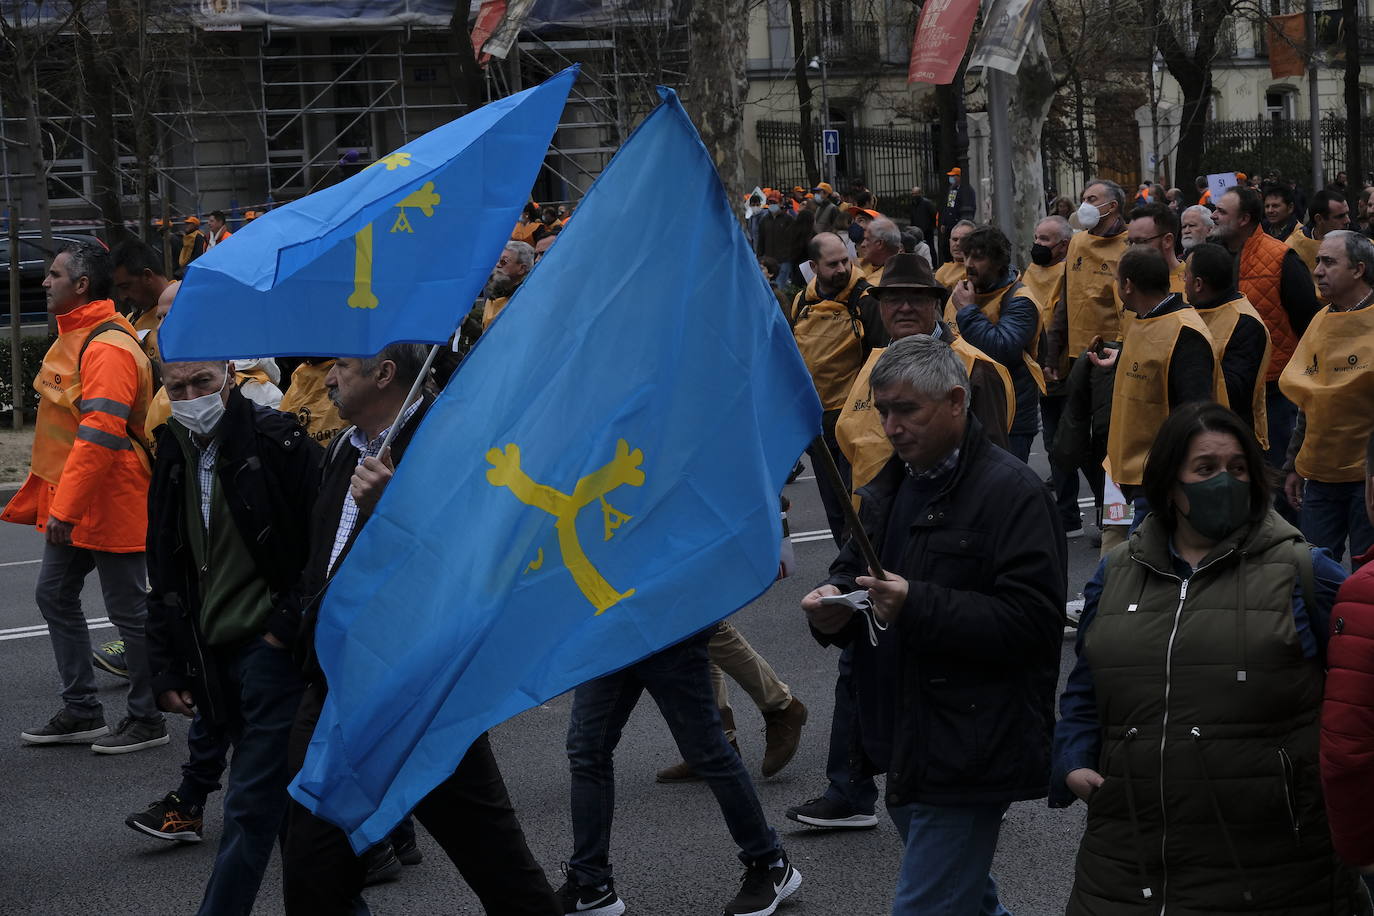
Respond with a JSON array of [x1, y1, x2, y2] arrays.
[[184, 216, 201, 226], [947, 167, 962, 177]]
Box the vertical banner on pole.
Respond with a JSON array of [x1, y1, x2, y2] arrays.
[[907, 0, 981, 85]]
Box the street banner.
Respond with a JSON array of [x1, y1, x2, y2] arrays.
[[1268, 13, 1306, 79], [158, 67, 577, 361], [908, 0, 981, 85], [288, 88, 823, 850], [969, 0, 1043, 75]]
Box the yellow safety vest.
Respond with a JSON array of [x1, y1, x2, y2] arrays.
[[790, 271, 869, 412], [482, 296, 510, 330], [279, 359, 345, 445], [1169, 260, 1187, 295], [836, 338, 1014, 498], [968, 274, 1046, 395], [1195, 295, 1271, 449], [1066, 230, 1128, 355], [1279, 303, 1374, 483], [1107, 307, 1224, 487], [936, 261, 966, 332]]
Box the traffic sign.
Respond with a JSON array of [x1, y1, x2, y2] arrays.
[[822, 129, 840, 157]]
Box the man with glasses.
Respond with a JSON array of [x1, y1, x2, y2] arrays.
[[1126, 203, 1185, 293]]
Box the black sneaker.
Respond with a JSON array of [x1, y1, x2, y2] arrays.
[[557, 871, 625, 915], [126, 792, 204, 842], [393, 834, 422, 866], [91, 716, 169, 755], [784, 796, 878, 829], [363, 843, 403, 886], [724, 855, 802, 916], [92, 639, 130, 678], [21, 709, 109, 745]]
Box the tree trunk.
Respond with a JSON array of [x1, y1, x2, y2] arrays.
[[22, 70, 58, 336], [787, 0, 819, 186], [687, 0, 750, 220], [1004, 31, 1055, 265], [1343, 0, 1362, 208], [447, 2, 490, 110], [73, 7, 127, 243]]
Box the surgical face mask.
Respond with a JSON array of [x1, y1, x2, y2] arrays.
[[948, 176, 957, 186], [1076, 200, 1103, 231], [767, 204, 780, 214], [170, 373, 229, 437], [1030, 242, 1056, 267], [1178, 470, 1252, 542]]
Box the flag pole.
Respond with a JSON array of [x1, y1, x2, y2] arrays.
[[379, 344, 442, 453], [808, 436, 886, 580]]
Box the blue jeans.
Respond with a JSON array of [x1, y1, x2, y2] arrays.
[[179, 713, 230, 807], [199, 637, 305, 916], [774, 261, 794, 290], [1300, 479, 1374, 565], [887, 802, 1011, 916], [1265, 383, 1300, 524], [823, 645, 878, 814], [1039, 396, 1082, 531], [566, 632, 781, 886]]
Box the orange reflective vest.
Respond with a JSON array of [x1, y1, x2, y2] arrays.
[[1238, 228, 1298, 382], [279, 359, 345, 445], [1, 300, 153, 552]]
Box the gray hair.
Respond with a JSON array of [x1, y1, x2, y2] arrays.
[[1086, 177, 1126, 212], [867, 217, 901, 253], [869, 334, 969, 407], [59, 239, 112, 301], [1182, 204, 1215, 228], [952, 219, 978, 234], [1326, 230, 1374, 282], [1035, 215, 1073, 243], [504, 241, 535, 270], [359, 343, 432, 387]]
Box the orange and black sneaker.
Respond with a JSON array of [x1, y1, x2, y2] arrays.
[[125, 792, 204, 843]]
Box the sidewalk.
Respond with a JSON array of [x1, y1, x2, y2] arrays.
[[0, 427, 34, 490]]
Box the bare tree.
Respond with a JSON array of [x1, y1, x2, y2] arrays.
[[786, 0, 819, 186], [1151, 0, 1235, 205], [687, 0, 751, 217], [1342, 0, 1362, 201]]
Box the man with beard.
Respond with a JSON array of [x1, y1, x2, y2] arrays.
[[481, 241, 535, 329], [1180, 205, 1215, 252]]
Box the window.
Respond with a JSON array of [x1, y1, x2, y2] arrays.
[[1265, 88, 1296, 122]]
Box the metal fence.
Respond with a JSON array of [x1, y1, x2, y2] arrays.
[[1201, 117, 1374, 184], [755, 119, 939, 210]]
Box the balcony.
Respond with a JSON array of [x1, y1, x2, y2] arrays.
[[804, 20, 881, 65]]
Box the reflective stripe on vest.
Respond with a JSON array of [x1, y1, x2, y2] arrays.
[[1195, 295, 1271, 449], [1107, 308, 1224, 487], [1279, 304, 1374, 483]]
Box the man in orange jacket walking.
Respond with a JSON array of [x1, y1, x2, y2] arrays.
[[5, 240, 166, 753]]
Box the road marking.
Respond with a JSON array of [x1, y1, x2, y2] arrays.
[[0, 616, 113, 642], [0, 558, 40, 569], [789, 528, 834, 545]]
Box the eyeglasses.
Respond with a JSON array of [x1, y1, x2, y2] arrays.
[[1127, 234, 1166, 246]]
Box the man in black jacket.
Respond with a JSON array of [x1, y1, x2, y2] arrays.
[[281, 343, 558, 916], [800, 334, 1065, 915], [144, 360, 321, 915]]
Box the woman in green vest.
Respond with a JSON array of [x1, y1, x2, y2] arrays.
[[1051, 401, 1366, 914]]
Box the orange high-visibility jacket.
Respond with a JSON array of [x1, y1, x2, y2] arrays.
[[1, 299, 153, 552]]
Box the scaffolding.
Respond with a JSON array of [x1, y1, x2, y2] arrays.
[[0, 0, 689, 233]]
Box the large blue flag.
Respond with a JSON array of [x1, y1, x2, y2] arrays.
[[158, 67, 577, 360], [289, 88, 822, 849]]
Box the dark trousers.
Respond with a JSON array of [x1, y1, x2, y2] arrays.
[[199, 637, 305, 916], [822, 644, 878, 814], [565, 632, 782, 887], [1265, 382, 1300, 525], [809, 410, 852, 547], [283, 683, 557, 916], [179, 713, 231, 807], [1300, 480, 1374, 566], [1039, 395, 1083, 531]]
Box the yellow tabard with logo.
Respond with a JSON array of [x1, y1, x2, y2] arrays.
[[1285, 227, 1325, 301], [836, 339, 1014, 498], [1195, 295, 1271, 449], [1106, 308, 1224, 487], [936, 261, 967, 332], [279, 359, 345, 445], [791, 273, 867, 412], [1169, 260, 1187, 295], [1021, 262, 1065, 332], [1065, 229, 1127, 355], [1279, 304, 1374, 483], [971, 275, 1046, 394]]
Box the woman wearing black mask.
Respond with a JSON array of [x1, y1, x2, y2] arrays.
[[1050, 401, 1365, 915]]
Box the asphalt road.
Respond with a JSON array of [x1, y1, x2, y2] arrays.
[[0, 439, 1103, 915]]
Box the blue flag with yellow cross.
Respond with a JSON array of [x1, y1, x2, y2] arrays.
[[288, 88, 823, 849], [157, 67, 577, 360]]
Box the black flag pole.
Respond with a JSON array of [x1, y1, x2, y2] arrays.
[[807, 436, 886, 581]]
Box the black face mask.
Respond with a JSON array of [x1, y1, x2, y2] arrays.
[[1030, 243, 1056, 267], [848, 222, 865, 245]]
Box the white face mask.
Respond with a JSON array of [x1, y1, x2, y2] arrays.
[[170, 372, 229, 436], [1076, 200, 1103, 231]]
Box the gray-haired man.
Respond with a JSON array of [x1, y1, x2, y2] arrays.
[[800, 334, 1066, 914]]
